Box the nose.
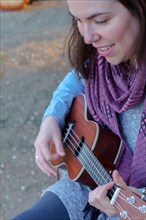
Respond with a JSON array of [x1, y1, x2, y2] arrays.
[[83, 24, 101, 45]]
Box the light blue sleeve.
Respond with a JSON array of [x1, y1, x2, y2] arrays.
[[42, 69, 85, 128]]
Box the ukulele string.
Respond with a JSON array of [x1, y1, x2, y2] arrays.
[[64, 127, 116, 198], [114, 201, 132, 220], [65, 137, 131, 214], [117, 191, 142, 211], [64, 127, 141, 211], [66, 131, 138, 214], [68, 128, 141, 210], [114, 201, 128, 220], [110, 185, 143, 211], [65, 128, 111, 185], [114, 201, 131, 220], [65, 139, 115, 200]]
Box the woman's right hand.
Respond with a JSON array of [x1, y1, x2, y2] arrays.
[[34, 116, 65, 176]]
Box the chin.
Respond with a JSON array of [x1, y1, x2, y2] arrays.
[[105, 57, 123, 65]]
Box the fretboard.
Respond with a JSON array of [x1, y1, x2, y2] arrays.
[[77, 142, 113, 185]]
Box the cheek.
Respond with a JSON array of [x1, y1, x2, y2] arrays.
[[106, 19, 140, 46], [104, 25, 126, 43]]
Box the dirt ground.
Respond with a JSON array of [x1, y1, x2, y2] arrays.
[[0, 1, 71, 219]]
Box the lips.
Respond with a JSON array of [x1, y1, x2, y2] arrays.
[[98, 44, 114, 52], [95, 44, 115, 57]]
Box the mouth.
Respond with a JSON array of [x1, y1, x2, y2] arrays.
[[94, 43, 115, 57], [98, 44, 115, 52]]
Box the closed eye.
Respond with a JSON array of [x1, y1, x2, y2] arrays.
[[94, 20, 108, 24]]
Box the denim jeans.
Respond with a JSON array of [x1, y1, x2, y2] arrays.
[[12, 191, 70, 220]]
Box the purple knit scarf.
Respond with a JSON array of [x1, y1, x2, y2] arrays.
[[85, 54, 146, 188]]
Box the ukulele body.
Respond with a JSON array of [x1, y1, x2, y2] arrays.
[[51, 94, 122, 187]]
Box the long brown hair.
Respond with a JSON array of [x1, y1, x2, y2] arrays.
[[66, 0, 146, 79]]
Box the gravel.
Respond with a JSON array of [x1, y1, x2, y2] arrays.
[[1, 1, 70, 219]]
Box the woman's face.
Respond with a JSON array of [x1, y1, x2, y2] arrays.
[[67, 0, 140, 65]]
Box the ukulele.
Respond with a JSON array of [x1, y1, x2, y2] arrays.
[[51, 94, 146, 220]]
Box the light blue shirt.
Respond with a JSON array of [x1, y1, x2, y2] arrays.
[[43, 69, 85, 128]]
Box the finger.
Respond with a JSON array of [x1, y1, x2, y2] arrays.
[[53, 135, 65, 156], [35, 149, 57, 176], [37, 160, 52, 176], [112, 170, 127, 189], [39, 143, 59, 162], [37, 156, 57, 176], [89, 185, 117, 216], [96, 182, 115, 197], [89, 182, 114, 202]]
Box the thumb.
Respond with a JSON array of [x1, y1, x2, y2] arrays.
[[112, 170, 127, 190]]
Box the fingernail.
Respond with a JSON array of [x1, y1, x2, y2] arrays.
[[59, 151, 65, 156]]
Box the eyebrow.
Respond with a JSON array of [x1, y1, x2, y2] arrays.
[[69, 11, 109, 20]]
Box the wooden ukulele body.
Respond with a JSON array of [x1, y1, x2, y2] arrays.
[[51, 94, 122, 187]]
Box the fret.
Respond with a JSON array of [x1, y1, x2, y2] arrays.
[[77, 143, 112, 185]]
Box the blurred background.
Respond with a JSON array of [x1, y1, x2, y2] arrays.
[[0, 1, 71, 219]]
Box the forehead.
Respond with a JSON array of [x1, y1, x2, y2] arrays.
[[67, 0, 117, 19]]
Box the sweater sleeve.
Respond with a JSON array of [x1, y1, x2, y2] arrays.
[[42, 69, 85, 128]]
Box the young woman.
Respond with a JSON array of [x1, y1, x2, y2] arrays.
[[13, 0, 146, 219]]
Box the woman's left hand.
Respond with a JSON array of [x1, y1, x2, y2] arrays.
[[88, 170, 129, 216]]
